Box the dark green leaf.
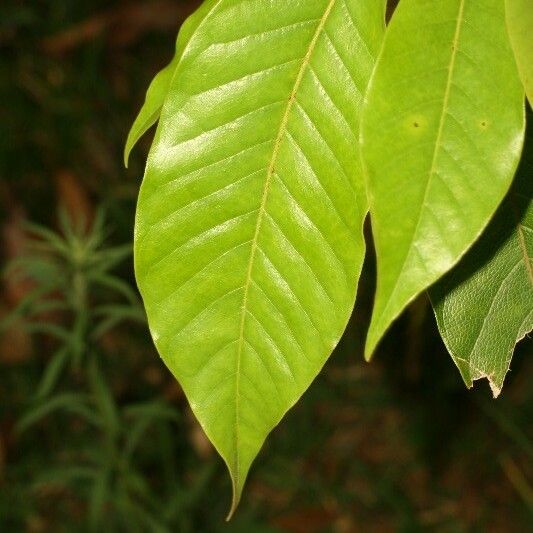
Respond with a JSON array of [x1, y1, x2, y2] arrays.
[[430, 122, 533, 396]]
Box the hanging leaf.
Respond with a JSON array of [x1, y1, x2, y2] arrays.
[[505, 0, 533, 104], [361, 0, 525, 359], [124, 58, 178, 168], [124, 0, 221, 167], [430, 122, 532, 397], [133, 0, 386, 516]]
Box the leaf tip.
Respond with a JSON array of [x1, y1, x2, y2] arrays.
[[364, 344, 374, 362], [468, 368, 504, 399], [364, 297, 403, 363], [123, 106, 162, 169], [487, 377, 503, 399], [225, 472, 243, 521], [123, 135, 134, 169], [364, 325, 381, 362], [225, 497, 239, 522]]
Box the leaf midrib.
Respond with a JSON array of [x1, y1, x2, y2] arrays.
[[232, 0, 337, 506]]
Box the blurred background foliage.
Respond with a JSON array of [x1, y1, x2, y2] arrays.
[[0, 1, 531, 531]]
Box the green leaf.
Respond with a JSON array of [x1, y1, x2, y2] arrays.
[[124, 0, 224, 167], [134, 0, 386, 517], [505, 0, 533, 104], [36, 347, 69, 399], [430, 121, 533, 397], [361, 0, 525, 359], [16, 393, 96, 434], [124, 58, 178, 168], [89, 359, 120, 438], [89, 467, 111, 531]]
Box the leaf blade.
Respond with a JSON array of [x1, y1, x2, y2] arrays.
[[134, 0, 386, 515], [124, 58, 178, 168], [430, 121, 533, 397], [361, 0, 525, 359], [124, 0, 223, 167], [505, 0, 533, 104]]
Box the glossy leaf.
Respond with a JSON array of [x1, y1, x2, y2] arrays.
[[124, 58, 178, 168], [431, 123, 532, 397], [134, 0, 386, 516], [124, 0, 222, 167], [505, 0, 533, 104], [361, 0, 525, 359]]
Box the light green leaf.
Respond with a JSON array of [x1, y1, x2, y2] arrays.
[[361, 0, 525, 359], [134, 0, 386, 517], [124, 0, 223, 167], [505, 0, 533, 104], [430, 122, 533, 397], [124, 58, 178, 168]]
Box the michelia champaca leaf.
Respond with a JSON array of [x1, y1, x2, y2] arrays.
[[134, 0, 386, 516], [430, 122, 532, 398], [124, 0, 222, 167], [505, 0, 533, 104], [361, 0, 525, 359]]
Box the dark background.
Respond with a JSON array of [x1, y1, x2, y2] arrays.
[[0, 1, 531, 531]]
